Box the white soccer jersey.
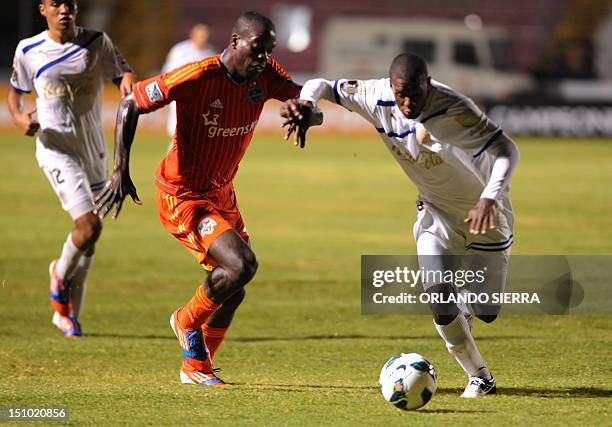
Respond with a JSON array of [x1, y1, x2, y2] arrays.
[[162, 40, 216, 73], [11, 27, 132, 184], [162, 40, 216, 135], [301, 78, 519, 220]]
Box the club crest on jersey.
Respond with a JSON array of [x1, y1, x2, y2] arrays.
[[198, 217, 217, 237], [210, 98, 223, 109], [83, 50, 97, 69], [145, 82, 163, 103], [346, 80, 359, 94], [248, 86, 264, 102]]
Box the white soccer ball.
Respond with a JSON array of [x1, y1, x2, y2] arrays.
[[379, 352, 437, 410]]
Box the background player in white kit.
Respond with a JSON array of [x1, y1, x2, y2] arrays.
[[7, 0, 135, 337], [280, 53, 519, 398], [161, 23, 216, 137]]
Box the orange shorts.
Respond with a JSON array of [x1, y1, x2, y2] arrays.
[[156, 186, 250, 271]]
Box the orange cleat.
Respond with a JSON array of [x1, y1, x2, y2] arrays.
[[170, 309, 225, 386], [49, 259, 72, 316]]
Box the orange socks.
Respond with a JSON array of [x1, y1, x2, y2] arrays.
[[202, 324, 229, 360], [178, 285, 221, 330]]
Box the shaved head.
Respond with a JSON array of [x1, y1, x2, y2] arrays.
[[389, 53, 428, 84], [389, 53, 430, 119], [232, 11, 275, 38], [223, 11, 277, 82]]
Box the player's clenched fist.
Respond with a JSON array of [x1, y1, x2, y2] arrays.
[[13, 107, 40, 136]]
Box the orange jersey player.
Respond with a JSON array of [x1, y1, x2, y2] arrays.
[[95, 11, 301, 387]]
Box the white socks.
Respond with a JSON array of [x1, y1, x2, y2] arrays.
[[55, 233, 94, 320], [434, 315, 492, 380], [70, 255, 93, 319], [56, 233, 83, 280]]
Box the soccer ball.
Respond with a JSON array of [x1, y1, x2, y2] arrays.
[[379, 352, 437, 410]]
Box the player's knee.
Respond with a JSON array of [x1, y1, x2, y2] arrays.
[[228, 251, 258, 286], [76, 213, 103, 244], [238, 251, 258, 284], [476, 314, 497, 323]]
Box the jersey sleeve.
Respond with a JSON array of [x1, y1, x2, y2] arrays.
[[265, 58, 301, 101], [10, 44, 33, 93], [424, 98, 519, 200], [100, 33, 133, 82], [425, 97, 502, 152], [133, 61, 207, 113], [301, 78, 381, 126]]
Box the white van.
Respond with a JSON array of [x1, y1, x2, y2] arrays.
[[320, 17, 533, 100]]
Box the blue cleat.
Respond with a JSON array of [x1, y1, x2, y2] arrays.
[[52, 311, 82, 338], [170, 309, 226, 386]]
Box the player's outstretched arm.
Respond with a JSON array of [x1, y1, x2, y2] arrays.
[[7, 87, 39, 136], [95, 93, 142, 219]]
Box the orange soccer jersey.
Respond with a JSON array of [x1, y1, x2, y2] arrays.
[[134, 55, 300, 269], [133, 54, 300, 196]]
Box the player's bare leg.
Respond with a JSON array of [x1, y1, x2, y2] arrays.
[[171, 230, 257, 385], [51, 211, 101, 337], [203, 287, 246, 360]]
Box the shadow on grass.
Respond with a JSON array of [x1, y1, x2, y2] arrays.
[[230, 383, 612, 399], [417, 409, 488, 414], [494, 387, 612, 398], [436, 387, 612, 398], [85, 333, 530, 342]]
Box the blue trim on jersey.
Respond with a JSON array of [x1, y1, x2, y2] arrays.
[[466, 241, 513, 252], [35, 32, 103, 79], [376, 126, 416, 139], [10, 82, 31, 94], [22, 39, 46, 55], [332, 80, 341, 105], [376, 100, 396, 106], [473, 129, 503, 158], [90, 181, 106, 191]]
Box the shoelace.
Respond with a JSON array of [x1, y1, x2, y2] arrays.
[[469, 378, 484, 386]]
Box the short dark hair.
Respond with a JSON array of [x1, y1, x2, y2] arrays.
[[232, 11, 275, 37], [389, 53, 428, 83]]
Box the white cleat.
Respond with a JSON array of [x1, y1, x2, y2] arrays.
[[52, 311, 82, 338], [461, 376, 496, 398]]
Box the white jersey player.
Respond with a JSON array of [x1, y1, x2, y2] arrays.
[[7, 0, 135, 338], [162, 23, 216, 136], [281, 53, 519, 398]]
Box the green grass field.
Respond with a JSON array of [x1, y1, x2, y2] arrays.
[[1, 128, 611, 426]]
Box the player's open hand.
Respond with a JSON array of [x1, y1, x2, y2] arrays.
[[14, 107, 40, 136], [94, 169, 142, 220], [464, 198, 497, 235], [280, 99, 315, 148]]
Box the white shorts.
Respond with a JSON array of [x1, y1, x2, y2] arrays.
[[413, 201, 512, 293], [36, 142, 107, 220]]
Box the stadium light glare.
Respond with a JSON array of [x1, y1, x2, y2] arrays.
[[464, 14, 483, 31]]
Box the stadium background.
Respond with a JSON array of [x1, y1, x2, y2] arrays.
[[1, 1, 611, 425]]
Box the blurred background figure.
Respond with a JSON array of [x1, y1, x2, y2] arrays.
[[4, 0, 612, 138], [162, 23, 216, 136]]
